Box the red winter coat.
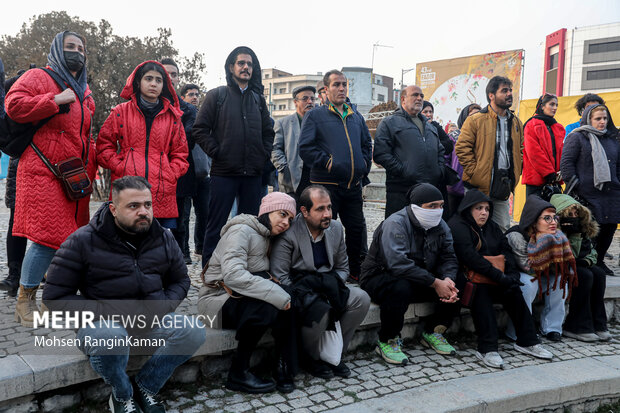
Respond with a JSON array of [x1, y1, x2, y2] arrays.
[[97, 61, 188, 218], [522, 118, 566, 186], [5, 67, 96, 249]]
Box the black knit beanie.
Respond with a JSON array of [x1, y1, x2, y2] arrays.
[[407, 183, 443, 206]]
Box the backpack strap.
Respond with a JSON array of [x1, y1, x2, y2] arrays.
[[212, 85, 228, 129]]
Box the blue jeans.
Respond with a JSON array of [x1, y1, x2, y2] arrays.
[[20, 242, 56, 288], [77, 313, 206, 401], [505, 272, 567, 338]]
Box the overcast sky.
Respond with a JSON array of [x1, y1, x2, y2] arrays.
[[3, 0, 619, 100]]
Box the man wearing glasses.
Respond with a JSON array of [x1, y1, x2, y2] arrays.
[[193, 46, 274, 265], [272, 85, 316, 196]]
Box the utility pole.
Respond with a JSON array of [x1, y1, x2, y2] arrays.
[[371, 42, 393, 104]]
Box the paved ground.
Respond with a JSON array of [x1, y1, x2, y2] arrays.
[[0, 181, 619, 412]]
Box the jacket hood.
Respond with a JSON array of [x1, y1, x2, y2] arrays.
[[120, 60, 181, 116], [550, 194, 599, 238], [579, 104, 618, 138], [220, 214, 270, 238], [458, 189, 493, 226], [519, 195, 555, 233], [225, 46, 264, 94]]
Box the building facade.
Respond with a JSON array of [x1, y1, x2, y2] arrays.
[[341, 67, 394, 115], [543, 22, 620, 96], [261, 69, 323, 119]]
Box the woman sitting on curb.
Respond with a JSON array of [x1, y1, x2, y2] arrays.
[[505, 195, 578, 342], [550, 194, 611, 341], [449, 189, 553, 369]]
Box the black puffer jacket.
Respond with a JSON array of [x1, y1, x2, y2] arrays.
[[447, 189, 519, 281], [42, 203, 190, 317], [361, 206, 458, 289], [193, 46, 274, 177], [373, 108, 445, 192]]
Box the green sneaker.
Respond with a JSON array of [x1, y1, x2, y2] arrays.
[[421, 326, 456, 355], [375, 338, 409, 365]]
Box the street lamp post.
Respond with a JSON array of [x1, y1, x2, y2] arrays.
[[401, 67, 415, 90], [371, 42, 393, 105]]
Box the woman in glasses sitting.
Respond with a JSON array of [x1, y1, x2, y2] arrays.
[[505, 195, 578, 342], [522, 94, 565, 198]]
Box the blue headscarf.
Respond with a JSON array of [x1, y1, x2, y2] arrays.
[[47, 31, 88, 102]]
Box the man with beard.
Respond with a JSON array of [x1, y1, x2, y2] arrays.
[[193, 46, 274, 265], [271, 85, 316, 197], [270, 185, 371, 379], [43, 176, 206, 413], [456, 76, 524, 231]]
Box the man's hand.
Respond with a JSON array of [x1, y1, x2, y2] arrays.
[[432, 278, 459, 303], [54, 89, 76, 105], [283, 302, 291, 311]]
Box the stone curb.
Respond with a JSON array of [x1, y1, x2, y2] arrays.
[[330, 355, 620, 413]]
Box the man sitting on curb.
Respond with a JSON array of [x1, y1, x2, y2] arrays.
[[270, 185, 371, 379], [361, 183, 460, 365], [43, 176, 206, 413]]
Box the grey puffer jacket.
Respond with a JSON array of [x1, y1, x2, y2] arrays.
[[197, 214, 291, 328]]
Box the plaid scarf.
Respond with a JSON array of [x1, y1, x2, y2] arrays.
[[527, 230, 578, 299]]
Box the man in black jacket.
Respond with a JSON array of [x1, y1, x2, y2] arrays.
[[43, 176, 206, 413], [193, 46, 274, 265], [373, 85, 446, 218], [361, 184, 459, 366], [299, 70, 372, 280], [161, 58, 198, 264]]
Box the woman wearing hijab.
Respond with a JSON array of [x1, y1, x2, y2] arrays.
[[561, 104, 620, 276], [446, 103, 482, 215], [97, 61, 189, 228], [5, 31, 96, 327], [522, 94, 565, 198]]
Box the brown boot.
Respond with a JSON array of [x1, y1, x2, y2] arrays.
[[14, 285, 39, 327]]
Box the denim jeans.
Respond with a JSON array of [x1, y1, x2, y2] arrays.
[[20, 242, 56, 288], [77, 313, 206, 401], [505, 272, 566, 338]]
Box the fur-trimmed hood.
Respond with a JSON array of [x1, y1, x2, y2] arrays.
[[550, 194, 599, 238]]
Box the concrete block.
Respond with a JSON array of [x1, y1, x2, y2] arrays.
[[363, 183, 385, 201], [20, 354, 96, 394], [604, 276, 620, 299], [41, 393, 81, 413], [367, 168, 386, 184], [0, 355, 35, 401], [0, 394, 37, 413]]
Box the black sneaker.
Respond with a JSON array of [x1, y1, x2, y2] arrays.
[[109, 394, 140, 413], [545, 332, 562, 342], [305, 359, 334, 379], [597, 262, 615, 276], [133, 381, 166, 412]]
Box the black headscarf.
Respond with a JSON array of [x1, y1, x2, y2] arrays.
[[47, 31, 88, 102], [224, 46, 264, 94], [422, 101, 433, 112], [457, 103, 482, 129], [524, 95, 557, 129]]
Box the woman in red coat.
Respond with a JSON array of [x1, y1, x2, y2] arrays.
[[97, 61, 188, 227], [5, 31, 97, 326], [522, 94, 566, 198]]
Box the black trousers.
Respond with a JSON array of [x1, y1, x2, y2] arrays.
[[222, 296, 297, 373], [325, 184, 366, 278], [564, 264, 608, 334], [365, 276, 461, 342], [172, 196, 191, 258], [7, 208, 27, 273], [595, 223, 617, 265], [446, 193, 463, 220], [385, 190, 408, 219], [525, 185, 544, 198], [470, 283, 539, 353]]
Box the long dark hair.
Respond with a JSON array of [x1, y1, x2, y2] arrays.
[[257, 213, 272, 232], [132, 62, 176, 105]]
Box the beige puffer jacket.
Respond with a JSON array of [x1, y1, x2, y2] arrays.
[[197, 214, 291, 328]]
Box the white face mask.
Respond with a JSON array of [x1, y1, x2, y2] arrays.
[[411, 204, 443, 230]]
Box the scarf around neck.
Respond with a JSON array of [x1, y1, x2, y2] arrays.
[[573, 124, 610, 190], [47, 31, 88, 102], [527, 230, 577, 299]]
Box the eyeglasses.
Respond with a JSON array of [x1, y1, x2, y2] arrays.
[[186, 92, 200, 97], [539, 215, 560, 223], [236, 60, 253, 68], [296, 96, 316, 102]]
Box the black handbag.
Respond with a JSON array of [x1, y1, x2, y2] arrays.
[[490, 168, 512, 200]]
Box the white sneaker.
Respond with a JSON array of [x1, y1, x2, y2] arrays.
[[514, 343, 553, 360], [475, 351, 504, 369], [563, 330, 599, 342], [595, 330, 612, 341]]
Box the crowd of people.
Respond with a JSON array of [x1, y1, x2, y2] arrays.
[[0, 31, 618, 413]]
